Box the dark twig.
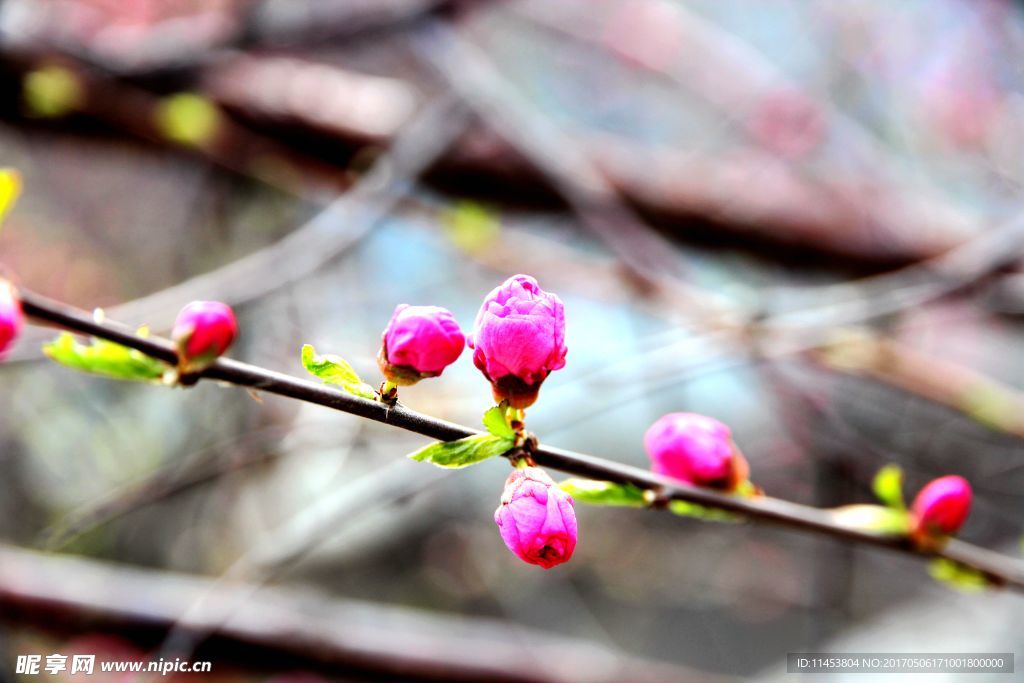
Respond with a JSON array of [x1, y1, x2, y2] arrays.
[[17, 287, 1024, 592]]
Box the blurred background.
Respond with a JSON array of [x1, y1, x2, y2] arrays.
[[1, 0, 1024, 681]]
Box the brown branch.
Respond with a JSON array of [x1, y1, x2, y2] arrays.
[[0, 543, 714, 683], [0, 37, 971, 266], [16, 287, 1024, 592]]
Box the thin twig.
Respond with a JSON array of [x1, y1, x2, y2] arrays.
[[410, 19, 688, 291], [17, 287, 1024, 591], [761, 212, 1024, 334], [814, 328, 1024, 439]]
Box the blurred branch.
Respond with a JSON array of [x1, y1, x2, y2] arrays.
[[0, 37, 970, 265], [0, 50, 350, 195], [17, 288, 1024, 592], [448, 213, 1024, 421], [760, 211, 1024, 336], [815, 329, 1024, 439], [0, 543, 710, 683], [411, 19, 688, 291], [38, 420, 323, 550], [5, 95, 470, 362], [244, 0, 459, 51], [0, 0, 457, 75], [514, 0, 981, 262]]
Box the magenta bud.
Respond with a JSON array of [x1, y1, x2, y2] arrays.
[[468, 275, 567, 409], [643, 412, 749, 491], [172, 300, 237, 371], [911, 475, 972, 541], [494, 467, 577, 569], [0, 282, 23, 359], [377, 304, 465, 386]]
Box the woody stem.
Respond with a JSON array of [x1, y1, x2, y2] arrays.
[[16, 286, 1024, 593]]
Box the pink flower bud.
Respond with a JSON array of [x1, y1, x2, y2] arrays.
[[911, 475, 972, 540], [468, 275, 567, 409], [0, 282, 23, 359], [172, 301, 237, 370], [377, 304, 465, 385], [494, 466, 577, 569], [643, 412, 749, 491]]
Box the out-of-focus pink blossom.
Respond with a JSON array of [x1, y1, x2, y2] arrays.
[[911, 475, 972, 541], [377, 304, 465, 385], [644, 412, 749, 491], [494, 466, 577, 569], [468, 275, 567, 409], [0, 282, 23, 359], [172, 300, 236, 370]]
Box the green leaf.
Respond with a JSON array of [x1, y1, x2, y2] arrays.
[[407, 434, 514, 469], [442, 201, 500, 254], [43, 332, 168, 382], [482, 405, 515, 440], [301, 343, 360, 384], [830, 504, 912, 535], [668, 500, 742, 523], [558, 479, 647, 507], [301, 344, 376, 400], [0, 169, 21, 228], [156, 93, 220, 147], [928, 558, 992, 592], [734, 479, 758, 498], [872, 464, 906, 510], [23, 66, 82, 119]]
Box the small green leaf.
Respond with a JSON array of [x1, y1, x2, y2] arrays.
[[668, 500, 742, 523], [482, 405, 515, 440], [558, 479, 646, 507], [0, 169, 21, 228], [830, 504, 911, 535], [928, 558, 992, 592], [734, 479, 758, 498], [442, 201, 500, 254], [407, 434, 514, 469], [156, 93, 221, 147], [43, 332, 168, 382], [301, 344, 376, 400], [872, 464, 906, 510], [301, 344, 360, 384], [23, 66, 82, 119]]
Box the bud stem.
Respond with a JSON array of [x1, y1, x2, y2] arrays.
[[379, 379, 399, 404], [505, 405, 525, 428]]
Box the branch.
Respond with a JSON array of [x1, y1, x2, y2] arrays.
[[814, 329, 1024, 439], [0, 543, 711, 683], [1, 39, 968, 267], [17, 287, 1024, 592], [512, 0, 982, 262]]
